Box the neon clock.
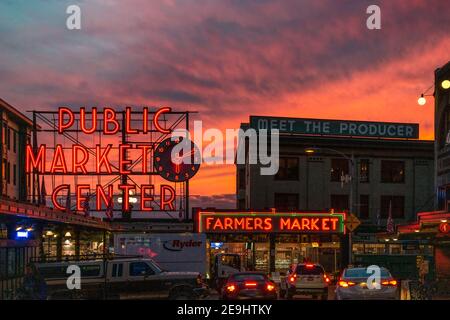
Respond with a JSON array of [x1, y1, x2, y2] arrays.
[[154, 137, 201, 182]]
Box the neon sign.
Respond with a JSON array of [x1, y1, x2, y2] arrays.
[[197, 212, 346, 234], [26, 107, 198, 214]]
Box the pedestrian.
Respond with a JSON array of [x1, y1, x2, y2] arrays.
[[20, 264, 47, 300]]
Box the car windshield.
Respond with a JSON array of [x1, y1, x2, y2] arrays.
[[295, 265, 324, 275], [232, 274, 266, 281], [344, 268, 391, 278]]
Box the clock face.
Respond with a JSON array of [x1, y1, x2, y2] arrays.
[[153, 137, 201, 182]]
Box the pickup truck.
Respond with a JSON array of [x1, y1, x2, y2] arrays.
[[31, 257, 209, 300]]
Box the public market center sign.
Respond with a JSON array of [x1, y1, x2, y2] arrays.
[[250, 116, 419, 139]]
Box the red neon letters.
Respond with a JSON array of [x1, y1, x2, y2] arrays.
[[200, 214, 344, 233], [57, 106, 172, 135]]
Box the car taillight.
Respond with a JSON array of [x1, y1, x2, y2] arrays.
[[306, 264, 314, 268], [226, 283, 237, 292], [266, 282, 275, 291], [381, 279, 398, 287], [288, 275, 297, 284], [323, 274, 330, 283], [338, 280, 356, 288], [245, 281, 258, 287]]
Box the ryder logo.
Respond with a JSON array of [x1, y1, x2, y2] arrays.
[[163, 239, 203, 252]]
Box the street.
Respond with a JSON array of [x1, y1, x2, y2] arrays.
[[203, 286, 336, 300]]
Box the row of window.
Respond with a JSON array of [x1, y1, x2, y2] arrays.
[[2, 160, 17, 186], [2, 124, 18, 154], [274, 193, 405, 219], [275, 157, 405, 183]]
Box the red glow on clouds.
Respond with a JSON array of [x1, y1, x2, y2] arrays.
[[1, 0, 449, 204]]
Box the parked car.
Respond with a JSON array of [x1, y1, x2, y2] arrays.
[[280, 263, 330, 300], [335, 267, 398, 300], [222, 272, 277, 300], [32, 257, 209, 300]]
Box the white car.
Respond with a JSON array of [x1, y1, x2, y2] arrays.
[[335, 267, 398, 300], [281, 263, 330, 300]]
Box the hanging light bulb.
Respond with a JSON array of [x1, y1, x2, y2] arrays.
[[417, 94, 426, 106], [442, 80, 450, 90], [65, 231, 71, 237]]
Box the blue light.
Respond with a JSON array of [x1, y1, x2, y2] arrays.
[[16, 231, 29, 239], [211, 242, 223, 249]]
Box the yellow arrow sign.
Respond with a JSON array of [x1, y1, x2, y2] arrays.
[[345, 213, 361, 232]]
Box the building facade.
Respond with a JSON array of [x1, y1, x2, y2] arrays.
[[237, 118, 435, 227], [435, 61, 450, 209], [0, 99, 32, 201]]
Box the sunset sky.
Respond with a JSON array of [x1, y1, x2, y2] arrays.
[[1, 0, 449, 208]]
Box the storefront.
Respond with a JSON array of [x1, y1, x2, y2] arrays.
[[195, 210, 346, 275]]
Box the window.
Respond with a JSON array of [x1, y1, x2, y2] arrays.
[[359, 195, 369, 219], [381, 160, 405, 183], [330, 194, 349, 211], [13, 164, 16, 186], [80, 265, 101, 277], [275, 157, 299, 180], [359, 159, 369, 182], [330, 159, 349, 182], [6, 128, 10, 150], [13, 131, 16, 153], [129, 262, 154, 277], [295, 265, 324, 275], [380, 196, 405, 219], [6, 162, 10, 184], [274, 193, 299, 211], [112, 263, 123, 277]]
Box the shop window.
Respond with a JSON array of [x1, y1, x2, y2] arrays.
[[275, 157, 299, 180], [380, 195, 405, 219], [330, 159, 349, 182], [381, 160, 405, 183], [330, 194, 349, 212], [359, 159, 369, 182], [274, 193, 299, 211], [390, 244, 401, 254], [359, 195, 369, 219], [129, 262, 154, 276], [364, 244, 385, 255]]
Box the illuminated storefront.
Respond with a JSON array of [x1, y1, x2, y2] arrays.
[[195, 210, 346, 274]]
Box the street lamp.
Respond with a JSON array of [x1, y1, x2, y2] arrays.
[[305, 147, 355, 265]]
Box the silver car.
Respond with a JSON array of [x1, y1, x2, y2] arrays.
[[335, 267, 398, 300]]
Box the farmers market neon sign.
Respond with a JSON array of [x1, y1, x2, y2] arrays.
[[197, 212, 346, 234]]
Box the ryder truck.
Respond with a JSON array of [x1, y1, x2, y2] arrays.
[[114, 233, 207, 275]]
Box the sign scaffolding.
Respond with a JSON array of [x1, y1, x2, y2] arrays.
[[27, 107, 198, 221]]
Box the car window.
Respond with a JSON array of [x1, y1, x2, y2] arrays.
[[295, 265, 324, 275], [344, 268, 391, 278], [112, 263, 123, 277], [232, 274, 266, 281], [80, 265, 101, 277], [129, 262, 155, 277]]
